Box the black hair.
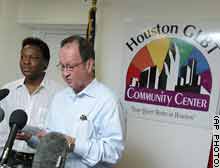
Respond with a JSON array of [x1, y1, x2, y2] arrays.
[[60, 35, 95, 62], [22, 37, 50, 65]]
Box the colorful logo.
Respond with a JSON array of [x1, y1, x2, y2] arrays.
[[125, 37, 211, 111]]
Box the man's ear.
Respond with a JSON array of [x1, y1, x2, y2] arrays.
[[43, 61, 48, 70], [86, 58, 94, 74]]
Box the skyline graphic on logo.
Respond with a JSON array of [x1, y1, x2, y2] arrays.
[[125, 37, 212, 111]]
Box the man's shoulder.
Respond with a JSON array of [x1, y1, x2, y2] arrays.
[[94, 80, 118, 101], [50, 87, 73, 103], [53, 87, 71, 96], [44, 79, 64, 91], [1, 79, 23, 90]]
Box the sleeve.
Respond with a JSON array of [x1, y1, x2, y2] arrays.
[[44, 94, 63, 133], [73, 98, 126, 167], [26, 93, 59, 149], [26, 135, 40, 149]]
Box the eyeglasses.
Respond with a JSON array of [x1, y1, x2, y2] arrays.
[[56, 62, 84, 72]]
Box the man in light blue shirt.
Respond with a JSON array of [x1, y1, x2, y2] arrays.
[[34, 35, 126, 168]]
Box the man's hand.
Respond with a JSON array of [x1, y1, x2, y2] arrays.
[[16, 131, 32, 141], [65, 135, 75, 152], [36, 130, 47, 138]]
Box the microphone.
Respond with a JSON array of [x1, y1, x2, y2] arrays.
[[0, 109, 27, 165], [32, 132, 69, 168], [0, 107, 5, 123], [0, 89, 9, 101]]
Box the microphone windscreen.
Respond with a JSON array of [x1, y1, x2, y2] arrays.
[[32, 132, 69, 168], [0, 106, 5, 122], [9, 109, 27, 130], [0, 89, 9, 101], [22, 125, 42, 135]]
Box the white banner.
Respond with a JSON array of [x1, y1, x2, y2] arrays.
[[122, 21, 220, 128]]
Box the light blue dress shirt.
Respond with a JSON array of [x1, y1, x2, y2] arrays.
[[46, 79, 126, 168]]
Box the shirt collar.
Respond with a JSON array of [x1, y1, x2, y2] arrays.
[[15, 74, 49, 91], [15, 77, 25, 89], [78, 79, 97, 98], [66, 79, 98, 99]]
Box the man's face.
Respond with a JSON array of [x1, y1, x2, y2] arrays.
[[58, 42, 93, 93], [20, 45, 47, 80]]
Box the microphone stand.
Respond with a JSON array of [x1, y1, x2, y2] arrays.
[[0, 125, 17, 165]]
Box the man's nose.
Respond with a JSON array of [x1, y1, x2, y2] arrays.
[[62, 69, 71, 77], [22, 57, 31, 64]]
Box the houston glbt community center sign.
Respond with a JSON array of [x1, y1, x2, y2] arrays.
[[122, 22, 220, 128]]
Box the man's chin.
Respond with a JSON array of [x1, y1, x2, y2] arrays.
[[24, 74, 36, 80], [23, 73, 32, 78]]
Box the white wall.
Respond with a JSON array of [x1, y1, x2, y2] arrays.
[[1, 0, 219, 167], [0, 0, 32, 86], [17, 0, 89, 25]]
